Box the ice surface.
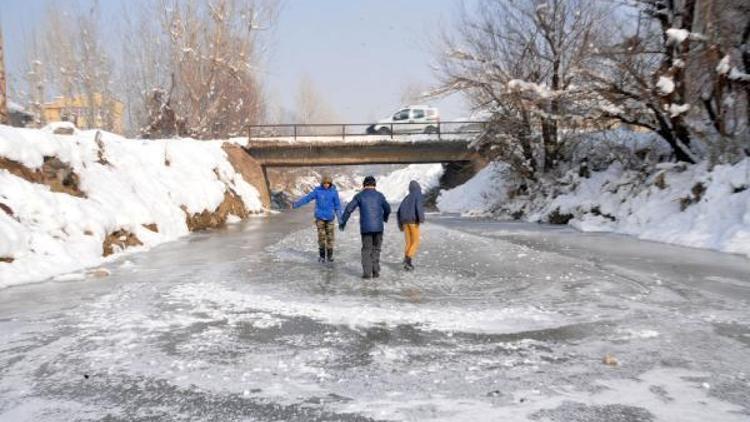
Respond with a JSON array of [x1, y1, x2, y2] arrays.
[[0, 211, 748, 421]]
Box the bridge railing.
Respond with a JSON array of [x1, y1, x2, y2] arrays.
[[247, 121, 487, 141]]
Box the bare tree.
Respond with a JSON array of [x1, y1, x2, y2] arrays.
[[119, 2, 171, 136], [17, 5, 116, 131], [400, 80, 429, 106], [22, 31, 48, 127], [438, 0, 749, 172], [436, 0, 611, 177], [141, 0, 277, 139], [582, 0, 749, 164], [294, 74, 337, 124]]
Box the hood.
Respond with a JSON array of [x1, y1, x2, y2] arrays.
[[408, 180, 422, 195]]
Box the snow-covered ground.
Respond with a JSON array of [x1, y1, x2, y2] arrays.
[[0, 124, 264, 288], [438, 158, 750, 258]]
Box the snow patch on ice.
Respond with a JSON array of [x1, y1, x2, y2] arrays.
[[167, 282, 575, 336]]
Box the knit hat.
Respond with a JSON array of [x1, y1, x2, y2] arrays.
[[363, 175, 376, 187], [321, 175, 333, 185]]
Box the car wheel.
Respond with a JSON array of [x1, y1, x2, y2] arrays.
[[377, 127, 391, 135], [366, 125, 376, 135], [424, 126, 438, 134]]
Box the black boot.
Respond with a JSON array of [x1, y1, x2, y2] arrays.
[[404, 256, 414, 271], [326, 248, 334, 262], [318, 248, 326, 263]]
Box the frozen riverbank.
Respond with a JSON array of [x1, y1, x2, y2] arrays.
[[0, 124, 264, 287], [438, 158, 750, 258]]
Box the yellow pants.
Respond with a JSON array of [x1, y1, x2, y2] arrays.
[[403, 223, 421, 258]]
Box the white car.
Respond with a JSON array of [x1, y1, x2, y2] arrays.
[[367, 105, 440, 135]]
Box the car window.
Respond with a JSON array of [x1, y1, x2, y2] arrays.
[[393, 109, 410, 121], [412, 109, 425, 119]]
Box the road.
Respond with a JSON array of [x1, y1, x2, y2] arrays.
[[1, 209, 749, 421]]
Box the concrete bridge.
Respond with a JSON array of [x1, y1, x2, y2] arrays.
[[224, 136, 486, 208]]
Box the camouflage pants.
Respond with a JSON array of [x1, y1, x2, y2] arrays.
[[316, 219, 335, 250]]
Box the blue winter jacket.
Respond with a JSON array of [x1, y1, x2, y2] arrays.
[[397, 180, 426, 226], [341, 188, 391, 234], [293, 185, 343, 222]]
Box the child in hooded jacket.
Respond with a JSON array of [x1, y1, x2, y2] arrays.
[[397, 180, 425, 270]]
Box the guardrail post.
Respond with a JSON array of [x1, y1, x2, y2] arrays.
[[342, 124, 346, 140], [390, 123, 393, 139], [293, 125, 297, 141], [438, 122, 442, 140]]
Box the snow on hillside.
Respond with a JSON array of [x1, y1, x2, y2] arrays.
[[376, 164, 443, 202], [437, 162, 509, 214], [0, 125, 264, 288], [339, 164, 444, 203], [438, 157, 750, 258]]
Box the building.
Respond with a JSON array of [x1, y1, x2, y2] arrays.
[[42, 93, 125, 134]]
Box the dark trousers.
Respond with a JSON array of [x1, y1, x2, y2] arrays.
[[361, 232, 383, 276]]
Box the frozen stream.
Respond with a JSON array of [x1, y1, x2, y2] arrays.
[[1, 210, 749, 421]]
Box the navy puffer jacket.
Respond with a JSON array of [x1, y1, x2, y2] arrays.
[[342, 188, 391, 234], [397, 180, 425, 226]]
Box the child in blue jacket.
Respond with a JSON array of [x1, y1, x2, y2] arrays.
[[293, 175, 343, 263]]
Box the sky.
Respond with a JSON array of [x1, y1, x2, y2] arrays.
[[1, 0, 474, 122]]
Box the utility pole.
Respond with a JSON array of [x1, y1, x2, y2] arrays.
[[0, 24, 7, 125]]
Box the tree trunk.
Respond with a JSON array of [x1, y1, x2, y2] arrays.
[[520, 110, 536, 174], [652, 106, 695, 163], [542, 117, 558, 171]]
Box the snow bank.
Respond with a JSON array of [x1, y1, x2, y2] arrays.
[[438, 156, 750, 258], [0, 125, 264, 287], [437, 162, 509, 214], [337, 164, 444, 203], [376, 164, 443, 202]]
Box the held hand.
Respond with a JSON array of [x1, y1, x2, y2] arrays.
[[338, 223, 346, 232], [398, 224, 404, 232]]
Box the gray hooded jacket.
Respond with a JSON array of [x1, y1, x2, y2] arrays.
[[397, 180, 426, 226]]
